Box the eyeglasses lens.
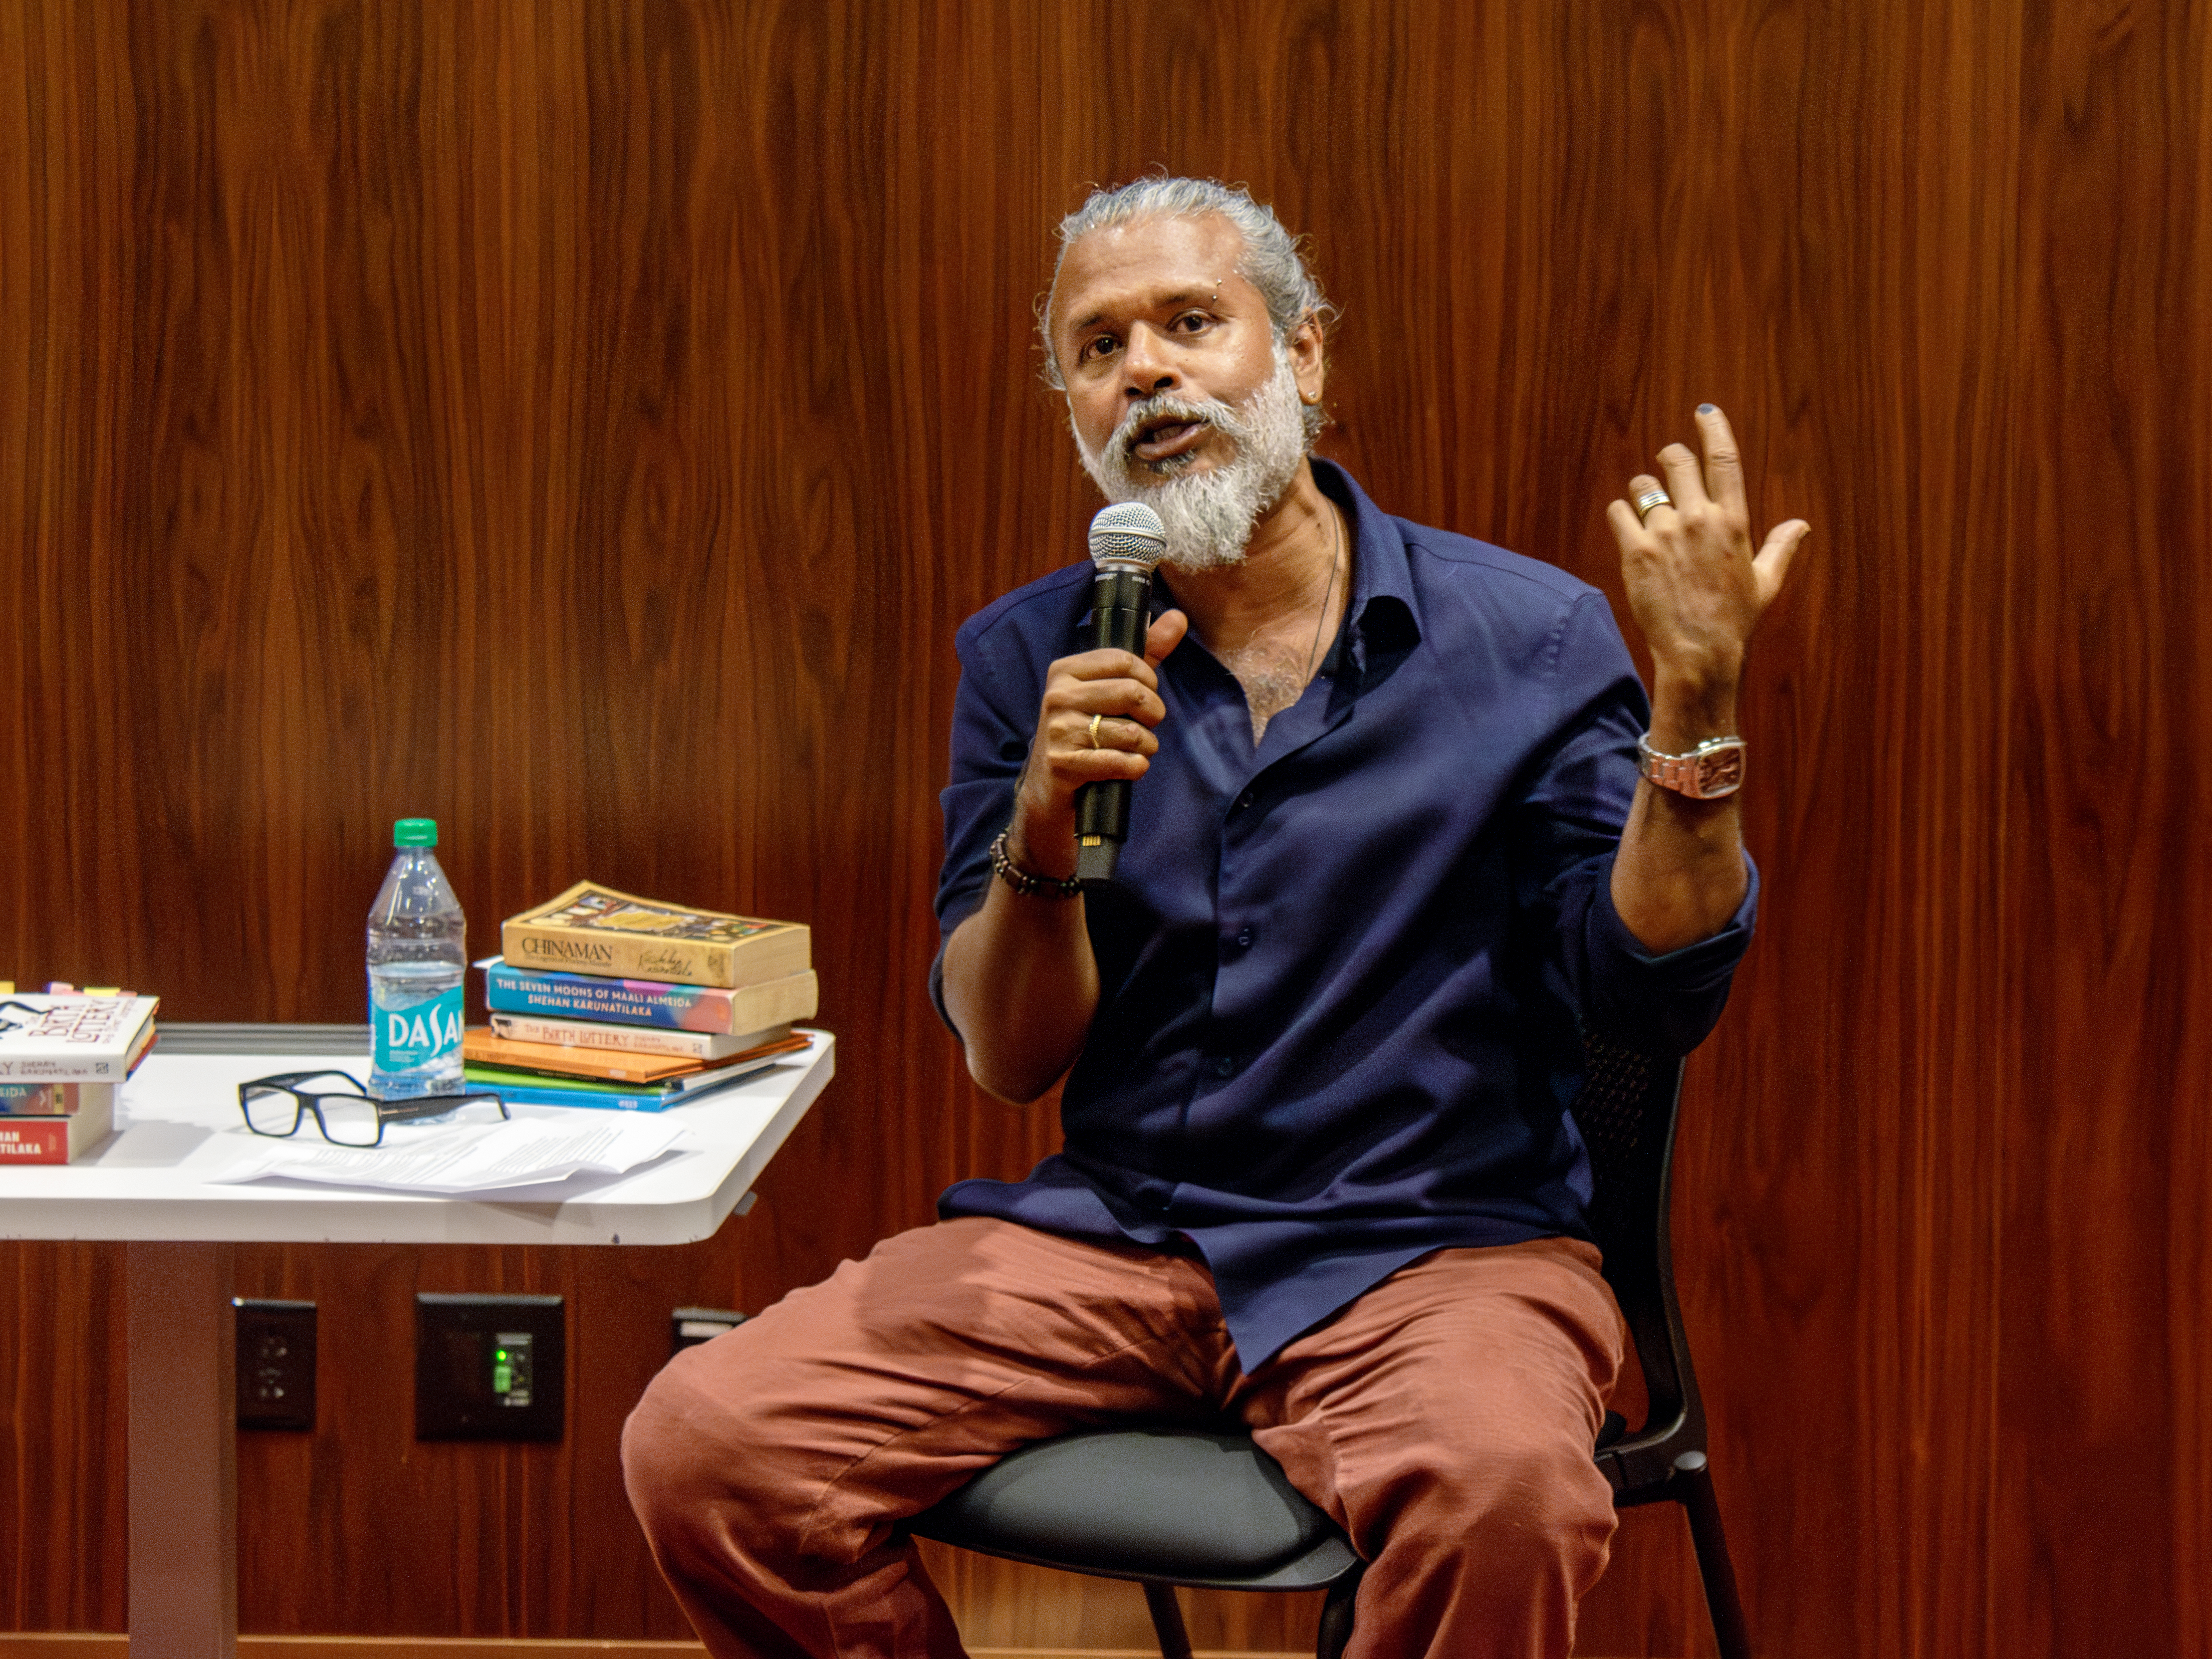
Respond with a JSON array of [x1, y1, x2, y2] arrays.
[[241, 1084, 304, 1137], [303, 1084, 381, 1147]]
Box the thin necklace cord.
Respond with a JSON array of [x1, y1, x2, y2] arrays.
[[1305, 502, 1344, 683]]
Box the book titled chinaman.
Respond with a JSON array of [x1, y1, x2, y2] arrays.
[[500, 881, 809, 989], [478, 957, 818, 1036], [0, 995, 160, 1082]]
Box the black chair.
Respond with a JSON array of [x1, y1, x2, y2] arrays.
[[908, 1036, 1752, 1659]]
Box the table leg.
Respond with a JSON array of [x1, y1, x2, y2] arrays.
[[127, 1240, 239, 1659]]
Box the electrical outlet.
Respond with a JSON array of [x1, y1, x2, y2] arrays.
[[235, 1298, 316, 1432], [672, 1305, 748, 1356], [414, 1292, 565, 1442]]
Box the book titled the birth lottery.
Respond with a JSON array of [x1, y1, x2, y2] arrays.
[[480, 958, 819, 1036], [0, 995, 159, 1081], [488, 1011, 793, 1061], [500, 881, 809, 989]]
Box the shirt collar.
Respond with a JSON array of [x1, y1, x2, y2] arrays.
[[1310, 457, 1423, 675]]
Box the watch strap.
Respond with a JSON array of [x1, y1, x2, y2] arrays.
[[1636, 734, 1747, 800]]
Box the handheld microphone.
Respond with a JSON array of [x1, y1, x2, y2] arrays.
[[1074, 502, 1168, 883]]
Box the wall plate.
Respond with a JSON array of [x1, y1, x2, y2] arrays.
[[235, 1298, 315, 1432], [414, 1292, 565, 1442]]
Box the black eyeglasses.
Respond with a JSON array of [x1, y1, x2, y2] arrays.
[[238, 1070, 510, 1148]]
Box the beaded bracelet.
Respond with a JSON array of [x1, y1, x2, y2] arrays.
[[989, 831, 1084, 899]]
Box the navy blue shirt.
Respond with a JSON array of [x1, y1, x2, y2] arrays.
[[932, 461, 1755, 1368]]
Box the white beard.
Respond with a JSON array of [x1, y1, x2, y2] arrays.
[[1073, 350, 1311, 572]]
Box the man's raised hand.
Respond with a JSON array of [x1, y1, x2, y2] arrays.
[[1605, 405, 1807, 724]]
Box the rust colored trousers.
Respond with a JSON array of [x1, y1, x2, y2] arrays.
[[622, 1217, 1624, 1659]]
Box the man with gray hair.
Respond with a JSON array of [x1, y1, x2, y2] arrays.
[[625, 176, 1805, 1659]]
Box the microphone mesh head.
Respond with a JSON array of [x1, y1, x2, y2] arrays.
[[1088, 502, 1167, 569]]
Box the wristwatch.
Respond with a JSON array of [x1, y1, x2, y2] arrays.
[[1636, 734, 1747, 800]]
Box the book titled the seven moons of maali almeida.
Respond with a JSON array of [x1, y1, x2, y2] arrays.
[[499, 881, 810, 990]]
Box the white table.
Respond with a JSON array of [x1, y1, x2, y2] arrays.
[[0, 1023, 836, 1659]]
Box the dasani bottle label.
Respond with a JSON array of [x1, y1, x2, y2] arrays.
[[373, 984, 465, 1074]]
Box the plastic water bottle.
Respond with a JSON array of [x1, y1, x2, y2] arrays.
[[367, 817, 467, 1101]]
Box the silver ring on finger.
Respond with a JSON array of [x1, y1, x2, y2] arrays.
[[1088, 712, 1104, 749], [1632, 486, 1673, 525]]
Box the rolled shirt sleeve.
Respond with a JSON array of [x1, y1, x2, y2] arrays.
[[928, 567, 1092, 1034], [1513, 592, 1757, 1059]]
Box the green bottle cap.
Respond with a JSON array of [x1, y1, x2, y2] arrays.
[[393, 818, 439, 848]]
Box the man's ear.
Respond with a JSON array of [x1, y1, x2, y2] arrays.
[[1290, 314, 1326, 406]]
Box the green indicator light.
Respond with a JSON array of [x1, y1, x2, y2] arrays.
[[495, 1349, 508, 1361], [493, 1364, 512, 1393]]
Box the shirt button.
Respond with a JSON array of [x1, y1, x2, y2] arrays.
[[1236, 790, 1254, 812], [1236, 928, 1254, 949], [1213, 1056, 1236, 1078]]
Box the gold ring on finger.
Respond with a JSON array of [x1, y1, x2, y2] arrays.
[[1088, 712, 1104, 749], [1632, 486, 1673, 525]]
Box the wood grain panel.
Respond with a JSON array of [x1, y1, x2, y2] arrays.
[[0, 1246, 127, 1630], [1997, 1, 2212, 1654], [6, 0, 2211, 1653]]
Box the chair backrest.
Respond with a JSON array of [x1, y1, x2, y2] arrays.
[[1569, 1034, 1709, 1503]]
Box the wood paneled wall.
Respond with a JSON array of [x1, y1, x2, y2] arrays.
[[4, 1, 2207, 1653]]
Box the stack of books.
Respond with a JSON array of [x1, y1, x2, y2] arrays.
[[0, 990, 161, 1163], [465, 881, 815, 1112]]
